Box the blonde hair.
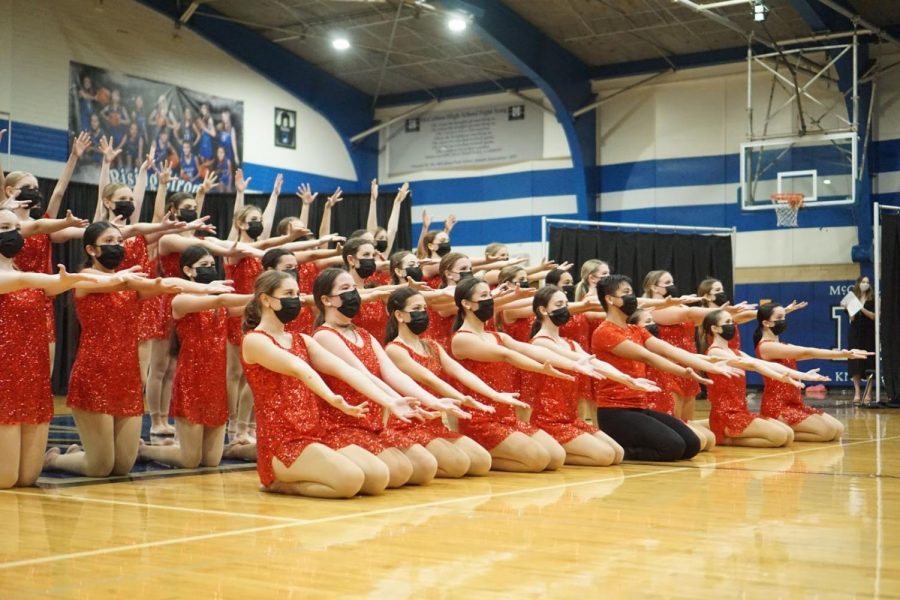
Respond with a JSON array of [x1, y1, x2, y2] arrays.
[[697, 278, 720, 308], [484, 242, 507, 258], [99, 183, 130, 219], [574, 259, 607, 301], [642, 270, 669, 298], [498, 265, 525, 284], [233, 205, 262, 233], [4, 171, 33, 193]]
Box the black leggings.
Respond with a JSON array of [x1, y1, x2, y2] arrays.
[[597, 408, 701, 462]]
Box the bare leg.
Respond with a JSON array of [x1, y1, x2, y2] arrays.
[[424, 438, 470, 478], [17, 423, 50, 486], [0, 425, 21, 489], [377, 447, 413, 488], [530, 429, 566, 470], [45, 409, 115, 477], [562, 432, 618, 466], [723, 417, 792, 448], [268, 443, 364, 499], [235, 384, 254, 442], [222, 437, 257, 461], [225, 343, 242, 433], [489, 432, 550, 472], [139, 418, 204, 468], [851, 375, 861, 402], [452, 436, 492, 476], [402, 443, 438, 485], [111, 416, 143, 475], [592, 430, 624, 464], [159, 357, 176, 433], [200, 424, 226, 467], [678, 393, 697, 421], [789, 414, 844, 442], [687, 422, 716, 452], [49, 342, 56, 379], [338, 444, 389, 495], [146, 338, 175, 435]]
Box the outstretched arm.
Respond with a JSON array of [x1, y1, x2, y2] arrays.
[[47, 132, 91, 219], [259, 173, 283, 240], [384, 182, 409, 257], [317, 187, 343, 240], [366, 179, 379, 234], [297, 183, 317, 229]]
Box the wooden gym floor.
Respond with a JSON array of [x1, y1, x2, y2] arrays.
[[2, 397, 899, 598]]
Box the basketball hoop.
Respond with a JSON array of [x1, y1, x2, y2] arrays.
[[771, 193, 804, 227]]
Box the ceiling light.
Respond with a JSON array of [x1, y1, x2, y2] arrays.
[[823, 179, 832, 185], [332, 37, 350, 51], [752, 0, 768, 22], [447, 15, 467, 32]]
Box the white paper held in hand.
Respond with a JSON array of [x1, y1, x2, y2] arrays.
[[840, 292, 863, 317]]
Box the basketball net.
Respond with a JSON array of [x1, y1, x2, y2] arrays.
[[771, 193, 804, 227]]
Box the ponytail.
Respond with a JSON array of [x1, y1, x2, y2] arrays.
[[242, 270, 292, 333], [241, 296, 263, 333], [384, 287, 419, 344], [312, 268, 344, 330], [452, 277, 482, 332], [529, 285, 560, 339]]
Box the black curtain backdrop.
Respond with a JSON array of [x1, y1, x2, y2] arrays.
[[881, 214, 899, 398], [548, 226, 735, 300], [33, 176, 411, 394]]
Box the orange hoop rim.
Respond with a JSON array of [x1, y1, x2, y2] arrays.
[[771, 193, 805, 208]]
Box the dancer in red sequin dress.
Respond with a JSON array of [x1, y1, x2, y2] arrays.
[[384, 288, 518, 477], [240, 270, 385, 497], [139, 246, 255, 468], [342, 238, 392, 340], [754, 303, 863, 442], [449, 278, 608, 472], [313, 268, 476, 488], [701, 309, 799, 447], [0, 210, 112, 488], [44, 222, 190, 478]]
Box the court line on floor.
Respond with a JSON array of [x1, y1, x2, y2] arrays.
[[0, 435, 894, 572], [0, 490, 309, 524]]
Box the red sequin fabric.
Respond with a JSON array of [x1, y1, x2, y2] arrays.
[[353, 297, 389, 343], [242, 330, 322, 487], [225, 257, 262, 346], [756, 340, 823, 425], [170, 307, 229, 427], [67, 290, 144, 416], [16, 233, 55, 342], [385, 338, 462, 445], [656, 321, 701, 397], [450, 330, 537, 450], [0, 288, 53, 424], [522, 336, 597, 444], [706, 346, 757, 443]]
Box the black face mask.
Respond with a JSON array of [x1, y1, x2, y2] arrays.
[[664, 284, 679, 298], [645, 323, 660, 338], [406, 310, 429, 335], [246, 221, 264, 240], [404, 265, 423, 282], [548, 307, 571, 327], [335, 289, 361, 318], [283, 268, 299, 281], [718, 324, 737, 340], [0, 229, 25, 258], [113, 201, 135, 221], [96, 244, 125, 270], [435, 242, 451, 257], [471, 298, 494, 322], [617, 293, 638, 316], [771, 319, 787, 336], [274, 296, 302, 324], [193, 266, 218, 284], [562, 285, 576, 302], [354, 258, 377, 279], [457, 271, 473, 281], [713, 292, 728, 306], [18, 188, 44, 219], [516, 280, 530, 289], [374, 239, 388, 253], [178, 208, 198, 223]]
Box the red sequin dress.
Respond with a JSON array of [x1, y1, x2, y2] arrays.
[[370, 271, 391, 286], [427, 307, 456, 351], [756, 340, 823, 425], [656, 321, 700, 397], [292, 263, 319, 335], [170, 307, 229, 426], [242, 330, 322, 487], [67, 290, 144, 417], [225, 257, 262, 346], [0, 287, 53, 424], [353, 297, 388, 343], [385, 339, 462, 445], [450, 330, 537, 450], [561, 313, 595, 400], [706, 346, 757, 443], [729, 326, 742, 351], [523, 336, 597, 443], [314, 325, 398, 453], [120, 235, 164, 341], [16, 232, 55, 342], [424, 274, 442, 290], [157, 252, 181, 336], [500, 314, 531, 343]]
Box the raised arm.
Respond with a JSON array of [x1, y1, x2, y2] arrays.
[[297, 183, 317, 229], [152, 157, 172, 224], [318, 187, 342, 240], [47, 132, 91, 219], [260, 173, 283, 240], [130, 147, 155, 221], [366, 179, 379, 234], [384, 183, 409, 257], [194, 170, 217, 217]]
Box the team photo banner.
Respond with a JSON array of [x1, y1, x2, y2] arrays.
[[68, 61, 244, 192]]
